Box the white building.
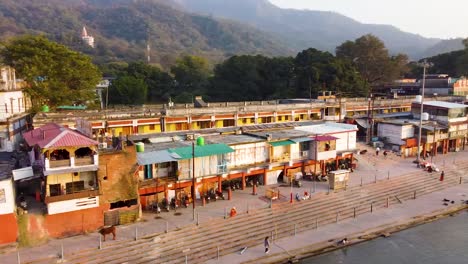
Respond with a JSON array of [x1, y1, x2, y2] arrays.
[[0, 66, 32, 152], [81, 26, 95, 48]]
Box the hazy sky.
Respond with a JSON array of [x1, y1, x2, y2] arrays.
[[269, 0, 468, 39]]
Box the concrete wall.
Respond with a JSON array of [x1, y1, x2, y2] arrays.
[[0, 178, 17, 245], [226, 143, 268, 168], [0, 213, 17, 244], [27, 205, 106, 239], [0, 178, 15, 214], [0, 90, 27, 121], [333, 131, 357, 152], [48, 196, 99, 215], [377, 123, 410, 145], [98, 147, 138, 205]]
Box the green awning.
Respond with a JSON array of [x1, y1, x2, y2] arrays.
[[291, 137, 312, 143], [169, 143, 234, 159], [269, 140, 295, 147]]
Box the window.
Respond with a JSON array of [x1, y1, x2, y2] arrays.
[[66, 181, 85, 194], [49, 184, 61, 196], [299, 142, 309, 152], [250, 118, 255, 123], [149, 124, 155, 130], [278, 116, 283, 121], [223, 119, 235, 127]]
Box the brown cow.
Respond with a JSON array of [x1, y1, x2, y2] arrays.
[[98, 225, 116, 241]]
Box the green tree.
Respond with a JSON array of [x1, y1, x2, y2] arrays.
[[126, 62, 174, 103], [336, 34, 409, 92], [170, 55, 211, 102], [0, 35, 101, 108], [294, 48, 365, 98], [108, 75, 147, 105]]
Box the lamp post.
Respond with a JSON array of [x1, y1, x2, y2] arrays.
[[192, 140, 196, 220], [416, 60, 431, 164], [431, 122, 437, 163]]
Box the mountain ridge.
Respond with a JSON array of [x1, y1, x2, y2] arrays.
[[172, 0, 464, 59], [0, 0, 293, 67]]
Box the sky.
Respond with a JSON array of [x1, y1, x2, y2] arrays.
[[269, 0, 468, 39]]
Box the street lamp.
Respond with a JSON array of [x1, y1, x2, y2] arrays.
[[192, 140, 196, 220], [416, 60, 432, 164]]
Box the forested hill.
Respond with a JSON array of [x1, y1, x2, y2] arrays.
[[173, 0, 464, 59], [0, 0, 292, 67]]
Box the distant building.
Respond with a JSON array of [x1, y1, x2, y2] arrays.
[[81, 26, 95, 48], [0, 65, 32, 152]]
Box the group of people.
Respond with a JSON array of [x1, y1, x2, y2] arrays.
[[295, 191, 310, 201], [375, 147, 388, 158]]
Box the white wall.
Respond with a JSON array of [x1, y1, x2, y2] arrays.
[[333, 132, 356, 152], [227, 142, 268, 168], [47, 196, 99, 215], [0, 90, 28, 121], [377, 123, 412, 145], [0, 178, 15, 215]]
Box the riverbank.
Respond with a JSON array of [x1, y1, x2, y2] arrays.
[[283, 205, 467, 263], [210, 184, 468, 264]]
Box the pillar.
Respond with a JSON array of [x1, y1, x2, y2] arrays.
[[263, 169, 267, 186], [217, 176, 222, 192], [241, 173, 246, 190]]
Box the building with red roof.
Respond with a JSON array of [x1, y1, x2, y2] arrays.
[[23, 123, 100, 215]]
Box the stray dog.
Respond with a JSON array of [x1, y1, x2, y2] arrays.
[[99, 225, 116, 241]]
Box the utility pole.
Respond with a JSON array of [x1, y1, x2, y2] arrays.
[[417, 60, 431, 164]]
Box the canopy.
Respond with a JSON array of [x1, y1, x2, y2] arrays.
[[290, 137, 312, 143], [269, 140, 296, 147], [137, 150, 181, 165], [169, 143, 234, 159]]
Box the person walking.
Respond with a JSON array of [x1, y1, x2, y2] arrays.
[[376, 147, 380, 156], [439, 171, 445, 181], [264, 236, 270, 254]]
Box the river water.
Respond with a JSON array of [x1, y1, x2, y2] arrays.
[[303, 210, 468, 264]]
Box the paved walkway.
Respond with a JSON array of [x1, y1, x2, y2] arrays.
[[2, 144, 467, 263]]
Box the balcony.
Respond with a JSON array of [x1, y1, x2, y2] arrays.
[[75, 156, 94, 166], [45, 189, 100, 204], [45, 155, 98, 169], [49, 159, 71, 168]]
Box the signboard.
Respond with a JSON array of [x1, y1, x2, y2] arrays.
[[12, 167, 35, 181]]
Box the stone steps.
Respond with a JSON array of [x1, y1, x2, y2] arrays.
[[23, 162, 466, 264]]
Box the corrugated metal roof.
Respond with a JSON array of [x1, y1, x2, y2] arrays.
[[423, 101, 468, 109], [137, 150, 180, 165], [169, 143, 234, 159], [295, 123, 358, 134], [269, 140, 295, 147], [290, 137, 312, 143], [23, 123, 98, 148], [312, 135, 338, 141]]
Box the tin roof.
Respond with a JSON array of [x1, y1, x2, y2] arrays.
[[295, 123, 358, 134], [23, 123, 98, 149], [422, 101, 468, 109]]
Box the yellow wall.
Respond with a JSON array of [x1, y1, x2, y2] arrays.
[[239, 118, 255, 125], [46, 171, 97, 196], [138, 124, 161, 134], [110, 127, 123, 137], [166, 123, 177, 132], [215, 120, 224, 128]]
